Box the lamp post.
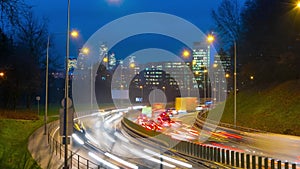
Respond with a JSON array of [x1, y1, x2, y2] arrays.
[[207, 34, 215, 100], [80, 47, 92, 110], [44, 35, 50, 135], [203, 69, 208, 103], [45, 30, 78, 137], [233, 41, 237, 127], [63, 0, 71, 168], [139, 85, 143, 103], [213, 63, 218, 103]]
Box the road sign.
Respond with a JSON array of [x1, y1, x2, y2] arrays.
[[59, 108, 74, 136], [61, 97, 72, 108]]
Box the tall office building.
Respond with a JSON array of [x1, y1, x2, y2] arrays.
[[191, 41, 211, 93], [108, 53, 116, 71], [192, 42, 210, 81]]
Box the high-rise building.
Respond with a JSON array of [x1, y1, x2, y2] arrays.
[[108, 53, 116, 71], [192, 42, 210, 82], [191, 41, 211, 96]]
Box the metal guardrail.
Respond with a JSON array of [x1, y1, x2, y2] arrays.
[[47, 121, 104, 169], [121, 117, 299, 169], [121, 117, 232, 169]]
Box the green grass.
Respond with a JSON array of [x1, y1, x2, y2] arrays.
[[0, 119, 43, 169], [220, 80, 300, 135], [0, 106, 59, 169]]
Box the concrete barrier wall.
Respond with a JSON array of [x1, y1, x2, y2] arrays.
[[122, 117, 298, 169]]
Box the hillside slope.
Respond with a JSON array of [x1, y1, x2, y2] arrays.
[[220, 80, 300, 135]]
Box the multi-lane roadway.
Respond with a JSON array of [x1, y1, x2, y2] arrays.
[[51, 107, 300, 168]]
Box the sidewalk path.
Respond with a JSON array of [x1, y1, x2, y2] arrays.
[[28, 123, 64, 169]]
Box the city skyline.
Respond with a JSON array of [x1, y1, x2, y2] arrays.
[[25, 0, 246, 64]]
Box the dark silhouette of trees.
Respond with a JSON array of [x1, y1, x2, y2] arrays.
[[213, 0, 300, 87], [212, 0, 242, 49], [0, 0, 29, 33], [0, 7, 49, 109]]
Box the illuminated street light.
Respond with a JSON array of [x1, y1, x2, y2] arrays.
[[225, 73, 230, 78], [139, 85, 143, 102], [207, 34, 215, 44], [297, 1, 300, 8], [81, 47, 89, 55], [192, 60, 196, 65], [206, 33, 215, 100], [0, 72, 4, 77], [70, 30, 79, 38], [203, 69, 208, 102], [182, 49, 190, 58], [129, 63, 135, 68], [45, 30, 80, 137], [212, 63, 218, 102], [103, 57, 108, 63], [250, 75, 254, 80], [213, 63, 218, 68]]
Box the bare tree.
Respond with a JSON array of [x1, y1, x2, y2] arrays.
[[0, 0, 29, 32], [17, 10, 48, 62], [10, 10, 49, 109], [211, 0, 242, 48]]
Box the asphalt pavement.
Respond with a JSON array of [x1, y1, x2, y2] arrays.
[[28, 123, 64, 169]]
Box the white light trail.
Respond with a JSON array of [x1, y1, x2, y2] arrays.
[[105, 152, 139, 169], [88, 152, 120, 169], [85, 132, 98, 145], [72, 133, 84, 145], [114, 132, 129, 143], [104, 132, 116, 143], [144, 149, 192, 168], [123, 146, 176, 168]]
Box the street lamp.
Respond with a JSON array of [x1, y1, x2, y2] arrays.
[[129, 62, 135, 69], [70, 29, 79, 38], [207, 34, 215, 43], [203, 69, 208, 103], [206, 34, 215, 100], [182, 49, 190, 58], [213, 63, 218, 103], [80, 47, 93, 110], [44, 30, 79, 137], [233, 41, 237, 127], [103, 57, 108, 63], [139, 85, 143, 103], [63, 0, 71, 168], [81, 47, 89, 55], [0, 72, 4, 77]]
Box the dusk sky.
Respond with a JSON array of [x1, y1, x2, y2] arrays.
[[25, 0, 246, 62]]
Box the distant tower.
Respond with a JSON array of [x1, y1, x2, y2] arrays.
[[108, 52, 116, 71], [99, 43, 109, 67]]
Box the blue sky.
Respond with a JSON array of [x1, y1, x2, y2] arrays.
[[26, 0, 245, 62]]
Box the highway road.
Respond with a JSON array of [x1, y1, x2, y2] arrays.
[[52, 108, 200, 169], [179, 112, 300, 164], [51, 108, 300, 168]]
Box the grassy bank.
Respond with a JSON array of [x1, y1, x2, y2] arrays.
[[221, 80, 300, 135], [0, 107, 59, 169], [0, 119, 42, 169]]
